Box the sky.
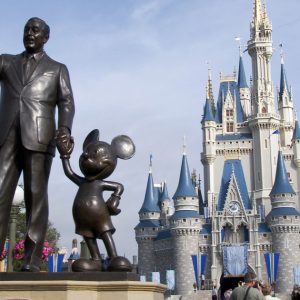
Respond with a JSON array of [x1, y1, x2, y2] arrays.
[[1, 0, 300, 261]]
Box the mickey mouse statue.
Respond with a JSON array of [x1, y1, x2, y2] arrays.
[[56, 129, 135, 272]]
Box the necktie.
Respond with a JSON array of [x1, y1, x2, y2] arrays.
[[23, 55, 35, 81]]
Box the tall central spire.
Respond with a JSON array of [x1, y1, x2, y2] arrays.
[[248, 0, 274, 115], [253, 0, 263, 26]]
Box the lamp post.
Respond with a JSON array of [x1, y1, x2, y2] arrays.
[[7, 185, 24, 272]]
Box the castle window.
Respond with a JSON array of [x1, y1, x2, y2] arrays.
[[262, 107, 267, 113], [226, 109, 233, 117], [204, 235, 208, 239], [265, 139, 268, 148], [283, 216, 287, 219], [285, 238, 289, 249], [183, 219, 186, 222], [226, 122, 234, 132], [263, 234, 267, 237]]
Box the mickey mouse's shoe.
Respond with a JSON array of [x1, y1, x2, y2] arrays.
[[72, 258, 102, 272], [107, 256, 132, 272]]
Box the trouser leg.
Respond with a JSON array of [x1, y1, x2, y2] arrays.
[[0, 137, 22, 254], [22, 150, 52, 269]]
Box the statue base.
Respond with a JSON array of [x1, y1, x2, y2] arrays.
[[0, 272, 167, 300]]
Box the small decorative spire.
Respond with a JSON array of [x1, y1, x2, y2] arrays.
[[183, 136, 186, 155], [149, 154, 153, 173], [279, 43, 284, 64], [235, 36, 242, 56]]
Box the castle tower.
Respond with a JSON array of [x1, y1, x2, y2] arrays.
[[266, 151, 300, 294], [247, 0, 280, 210], [135, 162, 161, 280], [170, 152, 200, 296], [278, 53, 294, 147], [201, 98, 216, 208], [237, 53, 251, 118]]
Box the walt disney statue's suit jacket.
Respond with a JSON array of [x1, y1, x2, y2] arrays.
[[0, 52, 75, 155]]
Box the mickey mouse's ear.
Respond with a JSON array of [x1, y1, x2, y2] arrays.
[[83, 129, 99, 150], [111, 135, 135, 160]]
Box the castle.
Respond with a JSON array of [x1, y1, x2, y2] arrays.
[[135, 1, 300, 298]]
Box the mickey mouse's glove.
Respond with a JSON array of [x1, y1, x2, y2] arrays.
[[107, 194, 121, 215], [55, 127, 74, 159]]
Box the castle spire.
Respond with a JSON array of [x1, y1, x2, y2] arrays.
[[207, 66, 216, 116], [253, 0, 263, 26], [173, 153, 197, 199], [202, 98, 215, 123], [270, 151, 295, 196], [139, 159, 160, 214], [160, 181, 170, 202], [279, 49, 291, 102], [238, 54, 248, 89], [248, 0, 274, 114]]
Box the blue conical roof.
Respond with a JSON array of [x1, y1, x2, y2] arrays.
[[160, 182, 170, 202], [270, 151, 295, 196], [201, 98, 215, 123], [279, 59, 291, 100], [139, 171, 160, 213], [292, 120, 300, 140], [238, 55, 248, 89], [173, 154, 198, 199]]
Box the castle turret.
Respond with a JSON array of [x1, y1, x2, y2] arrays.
[[278, 53, 294, 147], [237, 53, 251, 118], [171, 152, 200, 297], [135, 162, 160, 280], [201, 98, 216, 206], [247, 0, 280, 209], [159, 182, 173, 226], [266, 151, 300, 294], [292, 120, 300, 168]]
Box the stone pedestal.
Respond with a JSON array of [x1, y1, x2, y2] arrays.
[[0, 272, 167, 300]]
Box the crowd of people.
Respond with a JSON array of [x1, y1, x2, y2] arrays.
[[213, 272, 282, 300]]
